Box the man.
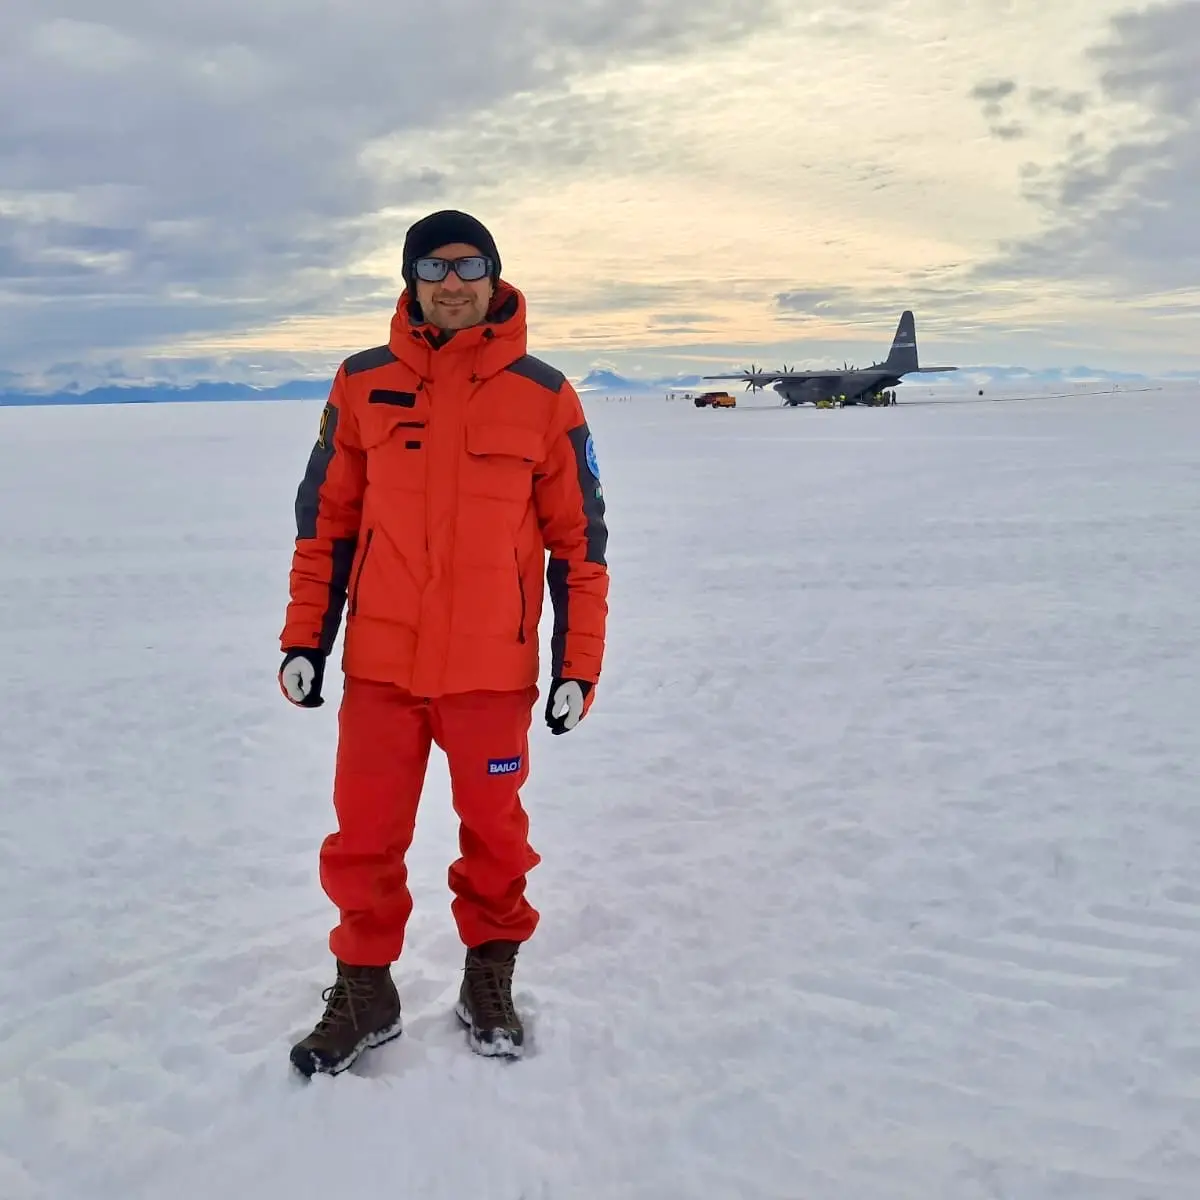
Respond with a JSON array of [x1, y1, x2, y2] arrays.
[[278, 209, 608, 1077]]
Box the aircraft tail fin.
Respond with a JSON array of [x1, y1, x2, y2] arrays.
[[885, 310, 919, 373]]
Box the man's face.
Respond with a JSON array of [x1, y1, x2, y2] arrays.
[[413, 241, 494, 330]]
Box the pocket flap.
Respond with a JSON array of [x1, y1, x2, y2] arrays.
[[358, 409, 426, 450], [466, 423, 544, 463]]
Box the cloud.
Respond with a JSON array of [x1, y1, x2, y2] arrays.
[[971, 77, 1018, 116], [1028, 86, 1089, 115], [774, 289, 844, 314], [981, 0, 1200, 299], [775, 273, 989, 324], [0, 0, 787, 384], [6, 0, 1198, 386], [968, 77, 1034, 140], [646, 312, 720, 329]]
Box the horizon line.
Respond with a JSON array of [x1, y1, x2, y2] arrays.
[[4, 362, 1200, 400]]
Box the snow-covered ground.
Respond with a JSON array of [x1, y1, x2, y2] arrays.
[[2, 385, 1199, 1199]]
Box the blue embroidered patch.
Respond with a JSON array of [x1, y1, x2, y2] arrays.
[[584, 433, 599, 480], [487, 756, 522, 775]]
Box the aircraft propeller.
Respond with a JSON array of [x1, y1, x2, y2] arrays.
[[741, 363, 766, 391]]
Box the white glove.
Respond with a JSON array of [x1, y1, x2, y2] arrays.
[[545, 678, 591, 734], [281, 657, 314, 701], [279, 649, 326, 707]]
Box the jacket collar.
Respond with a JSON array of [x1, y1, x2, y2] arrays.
[[388, 281, 527, 383]]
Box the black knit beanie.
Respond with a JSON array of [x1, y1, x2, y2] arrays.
[[401, 209, 501, 293]]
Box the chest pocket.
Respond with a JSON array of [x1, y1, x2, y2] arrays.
[[359, 403, 429, 491], [463, 422, 544, 502]]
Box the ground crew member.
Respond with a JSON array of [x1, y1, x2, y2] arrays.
[[277, 209, 609, 1076]]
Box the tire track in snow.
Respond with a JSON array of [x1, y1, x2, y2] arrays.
[[881, 880, 1200, 1009], [776, 880, 1200, 1196]]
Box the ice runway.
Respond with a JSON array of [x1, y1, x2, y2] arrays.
[[1, 386, 1198, 1198]]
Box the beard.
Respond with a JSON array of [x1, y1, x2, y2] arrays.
[[422, 288, 490, 329]]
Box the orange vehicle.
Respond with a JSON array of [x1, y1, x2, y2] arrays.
[[693, 391, 736, 408]]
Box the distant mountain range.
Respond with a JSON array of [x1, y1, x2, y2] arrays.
[[0, 379, 332, 406], [1, 364, 1197, 406]]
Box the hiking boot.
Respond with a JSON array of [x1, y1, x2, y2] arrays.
[[455, 940, 524, 1058], [290, 961, 402, 1078]]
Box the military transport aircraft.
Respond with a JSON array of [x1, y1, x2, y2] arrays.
[[703, 310, 957, 405]]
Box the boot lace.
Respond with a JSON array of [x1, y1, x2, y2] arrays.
[[314, 972, 376, 1036], [464, 956, 517, 1026]]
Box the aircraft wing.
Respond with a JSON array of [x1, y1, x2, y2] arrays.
[[702, 371, 786, 384], [702, 371, 843, 384]]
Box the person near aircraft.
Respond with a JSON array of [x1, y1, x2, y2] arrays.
[[277, 209, 610, 1077]]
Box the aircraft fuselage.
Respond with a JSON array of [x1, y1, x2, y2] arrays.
[[775, 371, 902, 406]]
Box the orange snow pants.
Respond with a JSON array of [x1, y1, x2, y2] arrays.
[[319, 676, 542, 966]]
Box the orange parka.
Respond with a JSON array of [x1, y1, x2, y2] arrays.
[[280, 282, 609, 698]]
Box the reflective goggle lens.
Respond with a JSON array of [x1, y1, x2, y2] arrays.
[[414, 255, 491, 282]]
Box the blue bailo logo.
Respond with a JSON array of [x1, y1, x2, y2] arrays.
[[488, 756, 522, 775]]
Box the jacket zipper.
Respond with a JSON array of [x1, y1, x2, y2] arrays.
[[349, 528, 374, 616], [515, 548, 526, 643]]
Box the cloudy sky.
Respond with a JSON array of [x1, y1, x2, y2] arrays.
[[2, 0, 1198, 390]]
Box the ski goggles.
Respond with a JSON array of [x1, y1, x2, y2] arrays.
[[412, 255, 492, 283]]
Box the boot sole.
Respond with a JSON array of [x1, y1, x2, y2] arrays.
[[290, 1013, 404, 1079], [454, 1000, 524, 1059]]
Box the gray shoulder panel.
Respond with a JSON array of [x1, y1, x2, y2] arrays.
[[295, 402, 337, 540], [344, 344, 398, 376], [505, 354, 566, 394]]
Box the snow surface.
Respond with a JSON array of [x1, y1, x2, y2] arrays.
[[2, 385, 1199, 1199]]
